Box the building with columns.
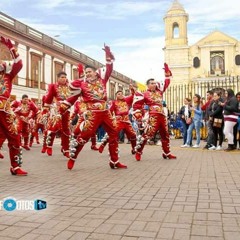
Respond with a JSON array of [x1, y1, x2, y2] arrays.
[[0, 12, 137, 103], [163, 0, 240, 84]]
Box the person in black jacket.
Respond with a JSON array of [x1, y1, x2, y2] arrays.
[[208, 91, 224, 150], [233, 92, 240, 149], [219, 89, 238, 151]]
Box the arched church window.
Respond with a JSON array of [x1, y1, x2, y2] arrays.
[[210, 51, 225, 75], [173, 22, 179, 38], [235, 55, 240, 65], [193, 57, 200, 68]]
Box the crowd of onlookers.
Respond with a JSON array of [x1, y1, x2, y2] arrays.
[[177, 89, 240, 151]]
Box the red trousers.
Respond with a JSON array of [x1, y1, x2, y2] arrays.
[[0, 111, 22, 168], [137, 113, 170, 155], [17, 119, 30, 146], [72, 116, 97, 146], [116, 121, 136, 147], [46, 111, 70, 152], [30, 122, 44, 144], [72, 110, 119, 162], [101, 120, 136, 150]]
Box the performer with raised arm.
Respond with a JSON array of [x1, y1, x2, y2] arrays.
[[59, 44, 127, 170], [41, 71, 71, 157], [0, 36, 27, 175], [134, 63, 177, 161], [11, 94, 38, 150], [98, 86, 136, 154]]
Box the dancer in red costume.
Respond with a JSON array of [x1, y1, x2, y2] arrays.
[[39, 95, 50, 153], [98, 87, 136, 154], [42, 71, 71, 157], [70, 96, 99, 151], [134, 63, 177, 161], [60, 44, 127, 170], [0, 36, 27, 175], [11, 94, 38, 150], [131, 91, 146, 135], [29, 103, 44, 147]]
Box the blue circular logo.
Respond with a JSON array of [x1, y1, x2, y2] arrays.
[[3, 198, 17, 211]]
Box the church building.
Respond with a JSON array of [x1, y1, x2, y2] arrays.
[[163, 0, 240, 84]]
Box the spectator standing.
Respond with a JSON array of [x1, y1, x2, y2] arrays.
[[181, 94, 203, 148], [208, 91, 224, 150], [220, 89, 238, 151], [201, 90, 214, 149]]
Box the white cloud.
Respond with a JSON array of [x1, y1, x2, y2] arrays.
[[16, 18, 85, 40], [33, 0, 166, 20], [0, 0, 26, 8], [145, 23, 163, 32], [111, 37, 166, 83], [34, 0, 77, 8], [74, 36, 166, 84], [186, 0, 240, 20], [115, 47, 166, 84]]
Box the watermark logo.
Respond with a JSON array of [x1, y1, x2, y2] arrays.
[[34, 199, 47, 210], [0, 198, 47, 211]]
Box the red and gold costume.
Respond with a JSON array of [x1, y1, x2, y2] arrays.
[[98, 90, 136, 154], [132, 91, 146, 134], [11, 98, 38, 150], [42, 75, 71, 157], [61, 45, 127, 169], [38, 95, 50, 153], [70, 98, 98, 150], [134, 63, 176, 161], [0, 36, 27, 175], [29, 104, 44, 147]]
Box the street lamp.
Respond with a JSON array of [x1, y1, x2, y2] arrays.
[[38, 59, 41, 104]]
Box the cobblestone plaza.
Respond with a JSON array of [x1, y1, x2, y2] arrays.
[[0, 139, 240, 240]]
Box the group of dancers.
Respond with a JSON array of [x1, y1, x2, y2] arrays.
[[0, 36, 176, 176]]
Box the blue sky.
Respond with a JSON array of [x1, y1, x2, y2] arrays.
[[1, 0, 240, 84]]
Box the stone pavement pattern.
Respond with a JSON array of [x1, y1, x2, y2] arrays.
[[0, 138, 240, 240]]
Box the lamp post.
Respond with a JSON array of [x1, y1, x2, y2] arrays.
[[38, 59, 41, 104]]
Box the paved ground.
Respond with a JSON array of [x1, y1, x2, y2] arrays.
[[0, 137, 240, 240]]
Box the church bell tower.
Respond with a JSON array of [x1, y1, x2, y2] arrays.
[[163, 0, 190, 83]]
